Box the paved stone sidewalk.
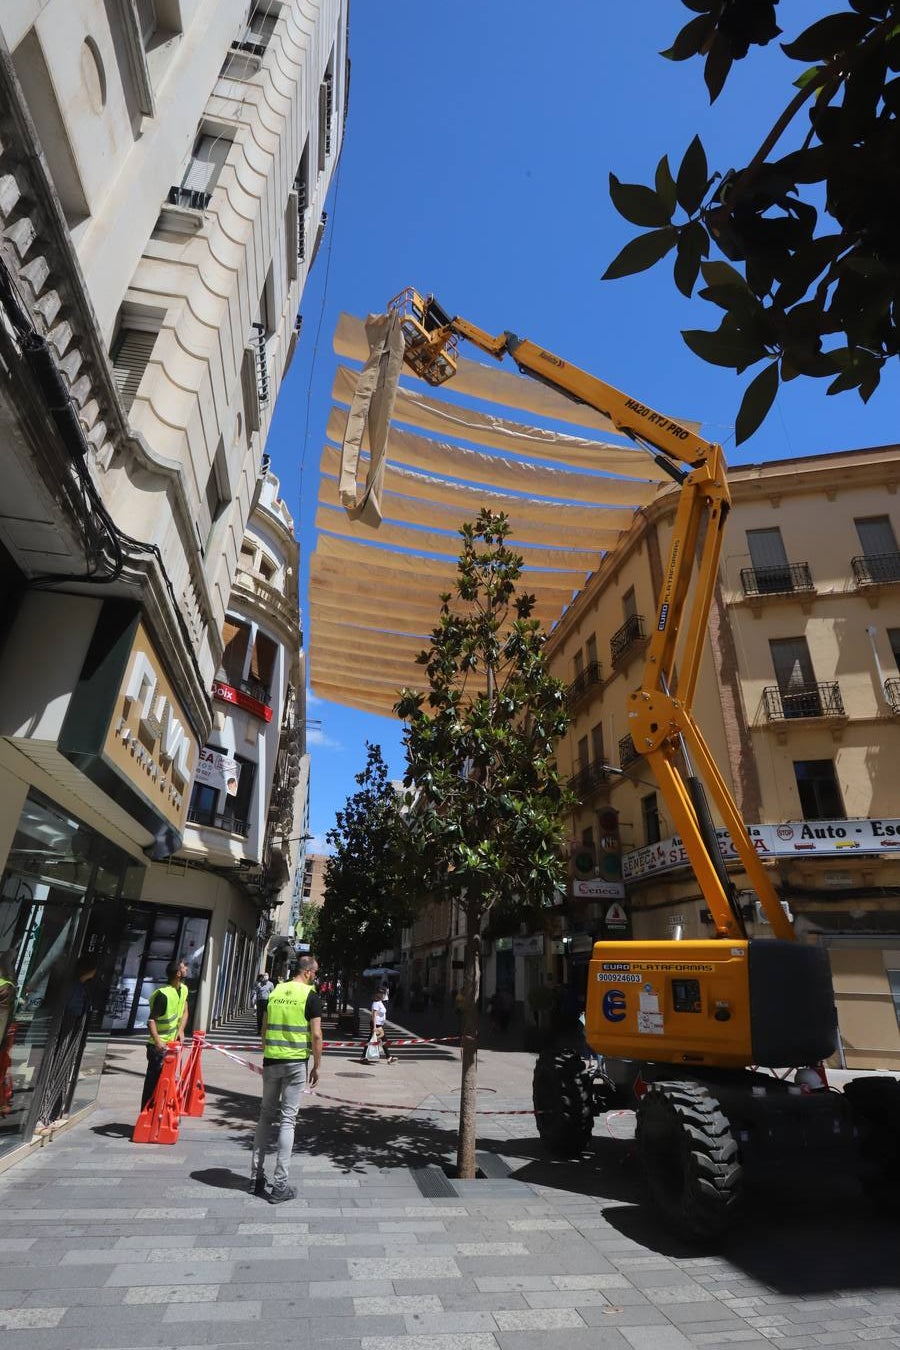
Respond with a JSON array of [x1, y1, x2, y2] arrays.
[[1, 1026, 899, 1349]]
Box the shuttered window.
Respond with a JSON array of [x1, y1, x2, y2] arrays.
[[182, 133, 231, 195], [247, 8, 277, 49], [111, 327, 158, 411]]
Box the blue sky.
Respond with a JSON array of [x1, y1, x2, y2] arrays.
[[266, 1, 900, 854]]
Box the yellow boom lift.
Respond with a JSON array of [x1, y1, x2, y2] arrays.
[[391, 287, 900, 1240]]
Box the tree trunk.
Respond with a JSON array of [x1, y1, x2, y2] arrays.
[[456, 919, 482, 1179]]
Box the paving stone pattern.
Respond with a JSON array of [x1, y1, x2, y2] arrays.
[[0, 1020, 899, 1348]]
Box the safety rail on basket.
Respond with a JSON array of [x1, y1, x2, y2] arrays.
[[388, 286, 459, 386]]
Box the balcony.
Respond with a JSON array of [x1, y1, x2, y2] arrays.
[[166, 185, 211, 211], [566, 660, 602, 712], [852, 553, 900, 586], [218, 673, 271, 706], [762, 681, 845, 721], [740, 562, 814, 598], [187, 807, 250, 838], [618, 733, 641, 769], [252, 323, 270, 406], [886, 678, 900, 713], [566, 759, 609, 799], [610, 613, 646, 668]]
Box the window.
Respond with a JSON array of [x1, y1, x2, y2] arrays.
[[249, 631, 277, 695], [573, 649, 584, 679], [188, 781, 218, 827], [793, 760, 844, 820], [888, 965, 900, 1032], [585, 635, 598, 668], [889, 629, 900, 671], [747, 527, 792, 593], [855, 515, 900, 583], [581, 826, 595, 849], [294, 141, 309, 260], [235, 6, 278, 55], [170, 131, 232, 210], [576, 735, 589, 772], [203, 441, 230, 556], [642, 792, 661, 845], [769, 636, 818, 718], [221, 617, 251, 687], [622, 586, 636, 621], [136, 0, 157, 41], [856, 516, 898, 557], [317, 51, 335, 171], [226, 755, 256, 828], [591, 722, 604, 768], [110, 320, 161, 412], [258, 555, 275, 582]]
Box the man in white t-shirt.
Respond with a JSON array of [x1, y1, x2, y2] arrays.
[[359, 985, 397, 1064]]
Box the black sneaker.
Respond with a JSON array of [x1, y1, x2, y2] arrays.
[[268, 1183, 297, 1205], [250, 1174, 268, 1197]]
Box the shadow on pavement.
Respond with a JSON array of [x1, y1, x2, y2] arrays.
[[191, 1167, 252, 1192], [91, 1121, 135, 1139]]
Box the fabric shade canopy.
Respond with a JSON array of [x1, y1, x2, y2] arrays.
[[308, 312, 682, 718]]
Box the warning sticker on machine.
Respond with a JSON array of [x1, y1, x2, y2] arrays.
[[637, 1011, 665, 1034]]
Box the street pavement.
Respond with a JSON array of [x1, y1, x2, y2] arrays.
[[1, 1008, 900, 1349]]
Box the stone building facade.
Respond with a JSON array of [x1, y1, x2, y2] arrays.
[[547, 445, 900, 1069], [0, 0, 347, 1166]]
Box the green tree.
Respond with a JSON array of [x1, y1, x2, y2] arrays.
[[395, 510, 573, 1180], [317, 743, 408, 1000], [603, 0, 900, 442]]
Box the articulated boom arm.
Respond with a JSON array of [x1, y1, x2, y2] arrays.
[[390, 287, 795, 942]]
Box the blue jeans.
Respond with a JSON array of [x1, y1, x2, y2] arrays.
[[251, 1058, 308, 1188]]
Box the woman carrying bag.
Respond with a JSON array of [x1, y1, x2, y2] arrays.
[[359, 984, 397, 1064]]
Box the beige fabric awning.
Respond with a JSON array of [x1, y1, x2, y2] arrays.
[[308, 310, 681, 717]]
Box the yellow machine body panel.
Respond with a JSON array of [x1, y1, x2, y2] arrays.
[[585, 939, 753, 1069]]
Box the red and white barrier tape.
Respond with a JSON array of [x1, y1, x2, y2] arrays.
[[204, 1042, 537, 1114], [202, 1036, 463, 1051]]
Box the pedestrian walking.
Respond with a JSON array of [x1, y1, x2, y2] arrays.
[[359, 984, 396, 1064], [141, 959, 189, 1110], [254, 971, 274, 1034], [250, 953, 322, 1204]]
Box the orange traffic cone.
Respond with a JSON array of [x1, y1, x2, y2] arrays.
[[132, 1044, 180, 1144], [181, 1032, 206, 1118]]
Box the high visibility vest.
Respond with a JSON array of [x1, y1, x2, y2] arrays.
[[263, 981, 313, 1060], [147, 983, 188, 1045], [0, 979, 13, 993]]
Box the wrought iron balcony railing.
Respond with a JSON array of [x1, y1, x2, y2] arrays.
[[566, 759, 609, 799], [218, 672, 272, 706], [619, 733, 641, 769], [167, 185, 211, 211], [852, 552, 900, 586], [762, 681, 845, 721], [252, 323, 270, 406], [885, 678, 900, 713], [187, 807, 250, 837], [740, 561, 814, 597], [610, 613, 646, 667], [566, 660, 602, 711]]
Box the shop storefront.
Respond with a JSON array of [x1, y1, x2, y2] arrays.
[[0, 792, 142, 1158], [0, 596, 201, 1162], [103, 903, 209, 1035]]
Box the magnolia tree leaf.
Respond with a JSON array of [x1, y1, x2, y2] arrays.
[[609, 173, 674, 227], [602, 226, 678, 280], [676, 135, 709, 213], [735, 361, 780, 444]]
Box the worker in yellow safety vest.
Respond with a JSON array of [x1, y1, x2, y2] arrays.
[[250, 953, 322, 1204], [141, 959, 189, 1109]]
